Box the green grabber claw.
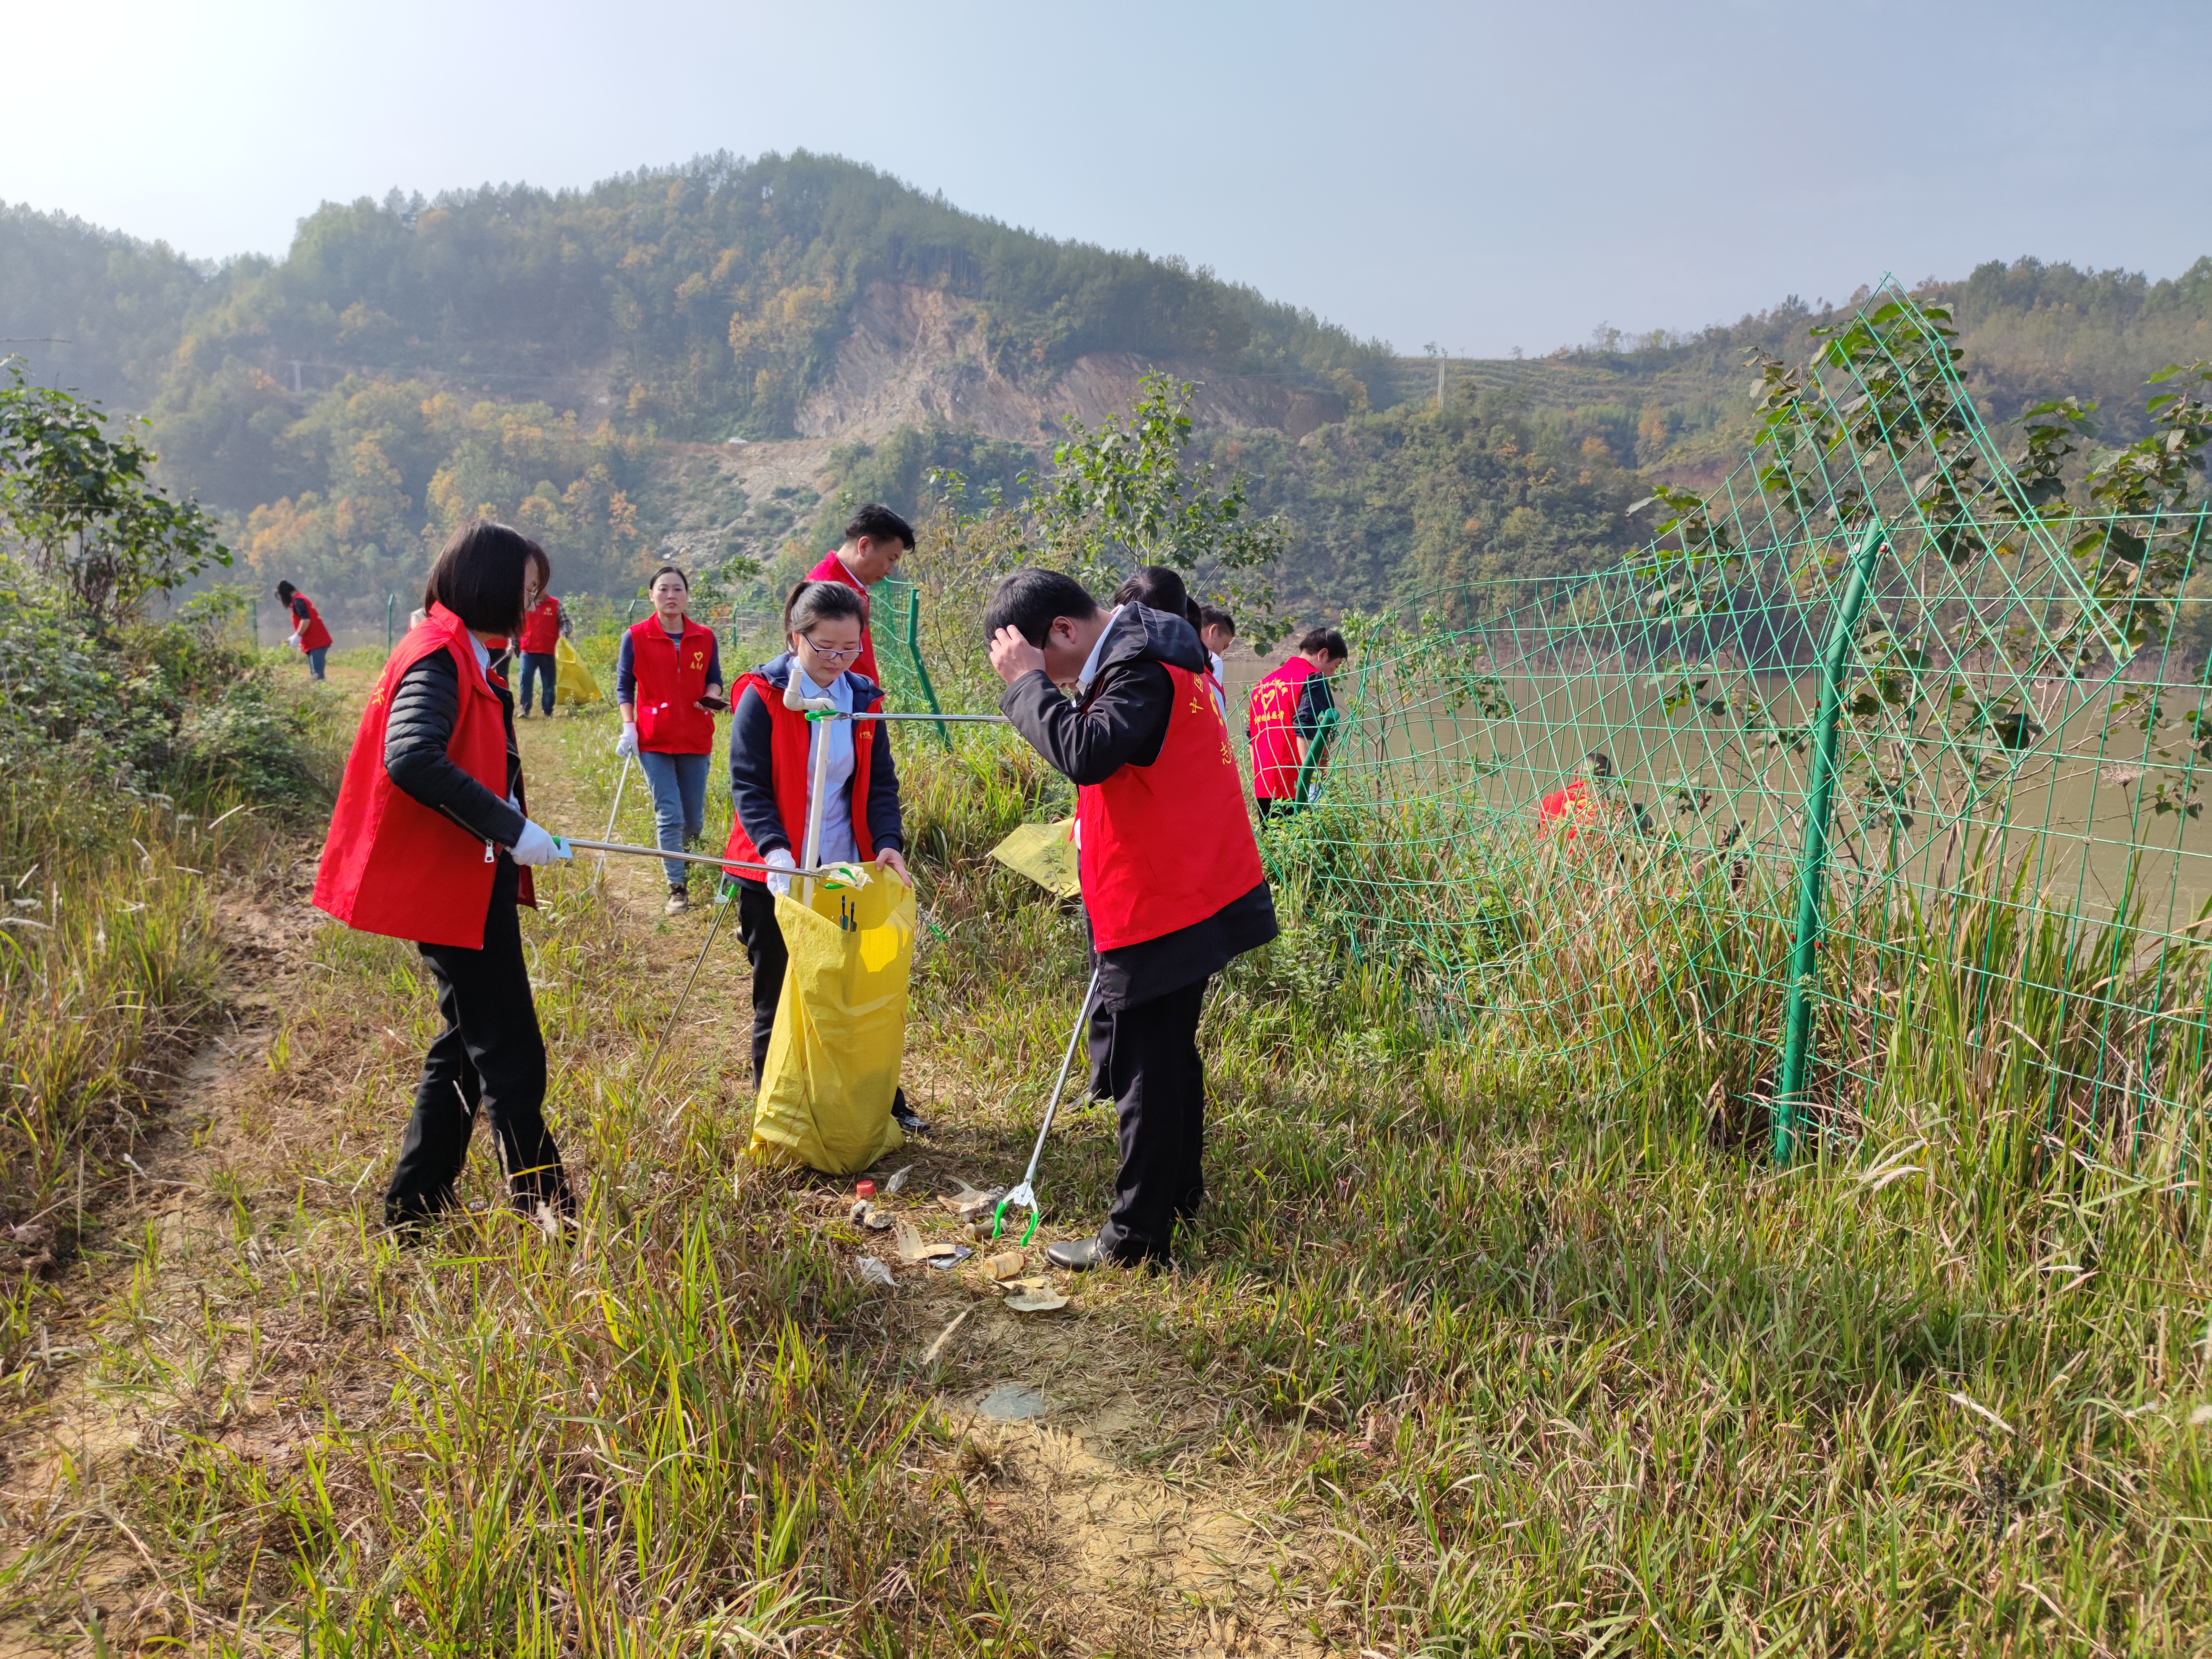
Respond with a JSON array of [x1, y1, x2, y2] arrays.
[[993, 964, 1100, 1258]]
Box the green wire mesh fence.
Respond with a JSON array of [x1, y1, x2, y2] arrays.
[[1263, 281, 2212, 1166], [872, 576, 952, 748]]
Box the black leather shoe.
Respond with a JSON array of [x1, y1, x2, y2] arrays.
[[891, 1101, 929, 1135], [1046, 1235, 1106, 1271]]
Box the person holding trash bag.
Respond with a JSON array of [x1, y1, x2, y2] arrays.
[[312, 519, 577, 1232], [514, 550, 567, 719], [804, 503, 914, 685], [723, 579, 925, 1137], [986, 569, 1278, 1271], [274, 581, 333, 681], [615, 566, 725, 914]]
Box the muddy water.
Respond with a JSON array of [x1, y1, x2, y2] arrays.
[[1240, 658, 2212, 935]]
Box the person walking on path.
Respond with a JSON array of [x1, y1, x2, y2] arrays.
[[722, 580, 924, 1132], [1247, 627, 1349, 819], [616, 566, 725, 914], [514, 550, 568, 718], [986, 569, 1278, 1271], [804, 503, 915, 685], [275, 581, 334, 681], [311, 520, 576, 1231]]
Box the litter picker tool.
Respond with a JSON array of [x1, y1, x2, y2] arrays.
[[592, 753, 634, 882], [559, 838, 845, 881], [993, 962, 1102, 1246]]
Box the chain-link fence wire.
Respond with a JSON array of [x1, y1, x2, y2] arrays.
[[1260, 281, 2212, 1163]]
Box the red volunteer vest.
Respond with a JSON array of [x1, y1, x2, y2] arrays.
[[804, 551, 880, 683], [628, 616, 717, 754], [1078, 662, 1265, 951], [1538, 779, 1604, 841], [293, 594, 333, 654], [312, 605, 533, 949], [720, 673, 878, 874], [1246, 656, 1315, 800], [518, 594, 561, 654]]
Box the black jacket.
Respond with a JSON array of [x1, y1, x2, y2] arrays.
[[999, 604, 1278, 1010], [383, 650, 527, 849], [729, 654, 904, 874]]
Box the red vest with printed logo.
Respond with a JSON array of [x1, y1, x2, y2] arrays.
[[518, 593, 561, 654], [1246, 656, 1315, 800], [628, 616, 717, 754], [312, 605, 532, 948], [1078, 662, 1264, 951], [720, 673, 879, 876]]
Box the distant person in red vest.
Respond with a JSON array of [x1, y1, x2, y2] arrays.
[[722, 580, 921, 1129], [1538, 751, 1615, 841], [804, 503, 915, 685], [311, 521, 575, 1232], [615, 566, 725, 914], [514, 550, 568, 718], [274, 581, 334, 681], [988, 569, 1278, 1271], [1247, 627, 1350, 819]]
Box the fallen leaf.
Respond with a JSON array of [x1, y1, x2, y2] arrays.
[[1005, 1287, 1069, 1314]]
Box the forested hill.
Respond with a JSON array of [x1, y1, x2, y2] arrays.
[[6, 151, 2210, 627]]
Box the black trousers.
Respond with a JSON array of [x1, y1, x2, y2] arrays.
[[385, 861, 572, 1227], [734, 878, 787, 1084], [1095, 979, 1209, 1264]]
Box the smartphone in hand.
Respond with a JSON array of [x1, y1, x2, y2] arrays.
[[695, 694, 729, 713]]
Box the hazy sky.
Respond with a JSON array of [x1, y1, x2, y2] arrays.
[[9, 0, 2207, 357]]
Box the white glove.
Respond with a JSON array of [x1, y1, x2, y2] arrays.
[[763, 846, 797, 898], [510, 821, 571, 866], [285, 632, 301, 649], [614, 723, 640, 759]]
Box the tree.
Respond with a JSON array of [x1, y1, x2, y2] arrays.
[[0, 356, 229, 626], [1033, 372, 1290, 639]]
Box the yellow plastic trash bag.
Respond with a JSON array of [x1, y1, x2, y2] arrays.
[[554, 636, 600, 705], [989, 817, 1079, 897], [748, 865, 915, 1175]]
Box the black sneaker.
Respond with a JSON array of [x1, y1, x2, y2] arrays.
[[892, 1099, 930, 1136]]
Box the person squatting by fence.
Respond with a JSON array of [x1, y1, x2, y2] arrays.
[[804, 502, 916, 685], [723, 580, 925, 1135], [988, 568, 1278, 1271], [515, 553, 571, 718], [615, 565, 725, 914], [312, 519, 577, 1231], [274, 581, 333, 681], [1247, 627, 1350, 819]]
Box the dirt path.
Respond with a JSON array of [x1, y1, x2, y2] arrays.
[[0, 700, 1342, 1655]]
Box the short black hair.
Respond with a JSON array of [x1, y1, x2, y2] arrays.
[[1200, 605, 1235, 638], [983, 569, 1101, 647], [1299, 626, 1350, 660], [649, 564, 689, 590], [423, 520, 536, 635], [844, 503, 915, 550], [1110, 565, 1193, 624], [274, 581, 296, 602]]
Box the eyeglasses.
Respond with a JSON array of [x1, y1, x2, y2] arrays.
[[799, 635, 860, 663]]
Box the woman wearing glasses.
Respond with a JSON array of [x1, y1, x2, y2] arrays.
[[723, 580, 921, 1129], [616, 565, 725, 914]]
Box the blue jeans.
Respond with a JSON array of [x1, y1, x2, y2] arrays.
[[637, 749, 710, 889], [518, 652, 558, 713], [306, 646, 328, 681]]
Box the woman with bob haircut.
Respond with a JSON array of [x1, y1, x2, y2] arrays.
[[313, 519, 577, 1231], [723, 579, 922, 1131]]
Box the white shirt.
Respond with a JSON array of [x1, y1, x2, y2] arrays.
[[1207, 649, 1227, 723], [805, 670, 860, 864], [1076, 606, 1125, 696]]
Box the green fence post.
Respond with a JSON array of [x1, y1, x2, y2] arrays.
[[1290, 705, 1341, 805], [386, 593, 396, 654], [1775, 521, 1886, 1163], [250, 596, 260, 651], [902, 585, 951, 750]]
